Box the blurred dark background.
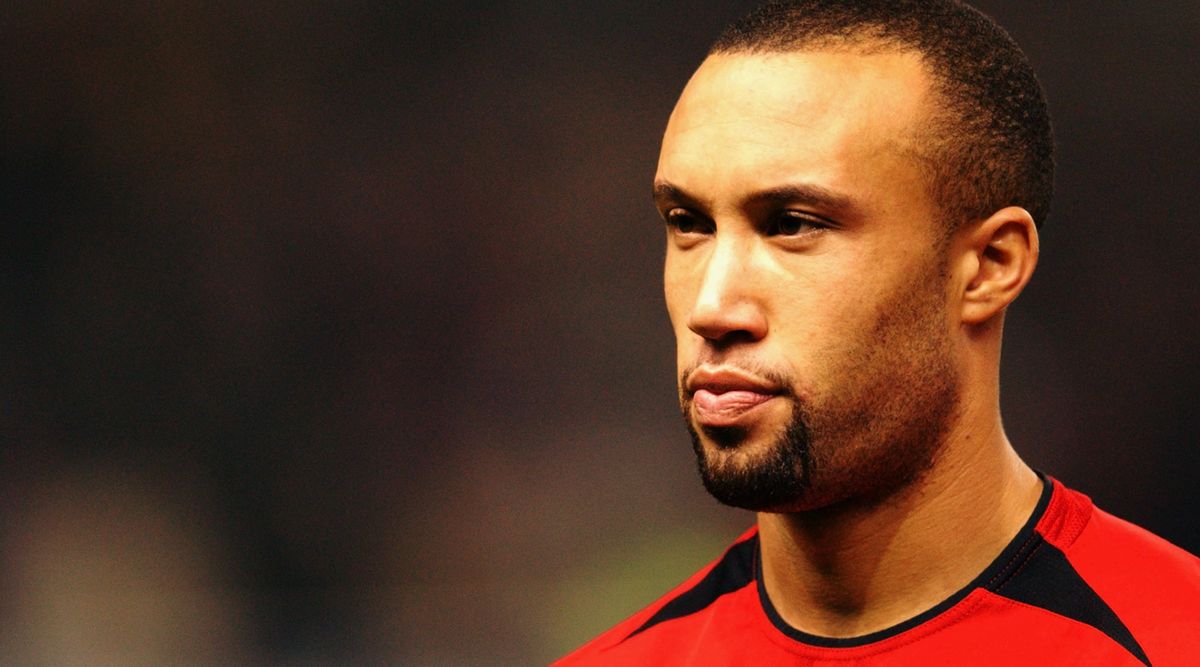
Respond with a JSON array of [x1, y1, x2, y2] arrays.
[[2, 1, 1196, 664]]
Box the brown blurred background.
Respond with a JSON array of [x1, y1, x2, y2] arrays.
[[2, 1, 1197, 664]]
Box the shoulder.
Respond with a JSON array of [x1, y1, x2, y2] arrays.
[[1049, 481, 1199, 593], [553, 527, 760, 666], [1048, 481, 1200, 664], [1074, 502, 1199, 582]]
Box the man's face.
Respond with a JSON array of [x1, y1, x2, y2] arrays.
[[656, 50, 962, 512]]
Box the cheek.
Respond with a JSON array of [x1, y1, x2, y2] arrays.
[[663, 256, 695, 331], [663, 267, 695, 372], [772, 272, 892, 387], [774, 276, 867, 345]]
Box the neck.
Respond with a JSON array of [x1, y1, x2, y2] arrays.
[[756, 412, 1041, 638]]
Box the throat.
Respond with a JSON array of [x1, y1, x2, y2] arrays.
[[756, 460, 1043, 640]]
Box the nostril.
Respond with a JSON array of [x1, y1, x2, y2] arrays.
[[703, 329, 762, 349], [688, 302, 768, 343]]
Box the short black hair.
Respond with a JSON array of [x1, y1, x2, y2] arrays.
[[711, 0, 1054, 229]]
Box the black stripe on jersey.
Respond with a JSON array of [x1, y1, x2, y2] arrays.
[[623, 534, 758, 641], [991, 536, 1151, 666]]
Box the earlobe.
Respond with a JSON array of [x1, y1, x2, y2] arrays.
[[960, 206, 1039, 325]]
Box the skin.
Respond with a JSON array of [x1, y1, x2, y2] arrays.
[[656, 49, 1043, 637]]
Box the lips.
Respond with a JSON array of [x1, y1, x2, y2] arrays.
[[693, 389, 776, 425], [686, 367, 783, 427]]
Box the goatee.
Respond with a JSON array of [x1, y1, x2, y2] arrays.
[[683, 398, 815, 512]]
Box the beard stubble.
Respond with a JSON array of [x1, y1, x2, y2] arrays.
[[681, 251, 961, 513]]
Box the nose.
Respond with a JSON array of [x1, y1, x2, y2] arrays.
[[686, 236, 768, 344]]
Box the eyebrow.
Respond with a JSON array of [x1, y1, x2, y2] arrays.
[[652, 181, 702, 208], [652, 180, 861, 219]]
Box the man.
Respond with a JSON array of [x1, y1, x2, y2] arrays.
[[557, 1, 1199, 665]]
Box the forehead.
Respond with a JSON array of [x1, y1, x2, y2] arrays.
[[657, 50, 935, 215]]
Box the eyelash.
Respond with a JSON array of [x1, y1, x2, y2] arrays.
[[664, 209, 712, 235], [766, 211, 827, 236], [663, 209, 828, 237]]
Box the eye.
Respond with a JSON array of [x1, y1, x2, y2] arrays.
[[767, 211, 826, 237], [664, 208, 712, 235]]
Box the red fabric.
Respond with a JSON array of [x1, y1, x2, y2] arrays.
[[1063, 503, 1200, 666], [555, 479, 1200, 666]]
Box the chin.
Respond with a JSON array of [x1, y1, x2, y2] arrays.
[[687, 413, 815, 512]]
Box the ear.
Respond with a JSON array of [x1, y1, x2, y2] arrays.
[[956, 206, 1039, 326]]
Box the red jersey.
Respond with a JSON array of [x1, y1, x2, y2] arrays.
[[556, 477, 1200, 665]]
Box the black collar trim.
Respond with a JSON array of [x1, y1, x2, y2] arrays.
[[758, 475, 1054, 648]]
